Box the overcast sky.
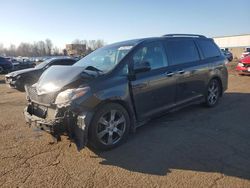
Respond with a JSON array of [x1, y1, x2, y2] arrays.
[[0, 0, 249, 49]]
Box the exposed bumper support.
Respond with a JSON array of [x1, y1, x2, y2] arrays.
[[24, 105, 91, 150]]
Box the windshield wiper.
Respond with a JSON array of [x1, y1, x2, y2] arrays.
[[85, 66, 103, 74]]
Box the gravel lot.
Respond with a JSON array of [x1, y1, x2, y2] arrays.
[[0, 62, 250, 187]]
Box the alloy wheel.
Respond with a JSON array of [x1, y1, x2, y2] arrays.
[[97, 110, 126, 145], [207, 79, 220, 105]]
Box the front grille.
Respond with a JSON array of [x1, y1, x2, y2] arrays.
[[28, 103, 47, 118], [26, 86, 57, 105]]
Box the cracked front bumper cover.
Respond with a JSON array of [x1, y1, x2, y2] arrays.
[[24, 105, 90, 150], [24, 106, 64, 134]]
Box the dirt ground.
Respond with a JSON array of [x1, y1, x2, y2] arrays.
[[0, 62, 250, 188]]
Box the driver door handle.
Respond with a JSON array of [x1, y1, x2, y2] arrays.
[[133, 83, 148, 89], [165, 72, 175, 77]]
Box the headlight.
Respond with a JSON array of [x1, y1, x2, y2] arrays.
[[37, 82, 60, 95], [55, 87, 90, 107], [238, 63, 244, 67]]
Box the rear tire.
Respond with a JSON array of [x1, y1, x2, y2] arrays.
[[204, 79, 221, 107], [89, 103, 130, 150]]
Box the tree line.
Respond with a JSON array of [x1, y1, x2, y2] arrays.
[[0, 39, 105, 57]]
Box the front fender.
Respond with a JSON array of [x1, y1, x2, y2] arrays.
[[70, 77, 136, 149]]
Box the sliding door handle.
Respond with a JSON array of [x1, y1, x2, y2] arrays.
[[177, 70, 185, 74], [133, 83, 148, 89]]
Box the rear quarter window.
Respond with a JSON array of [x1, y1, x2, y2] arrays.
[[64, 59, 76, 65], [197, 39, 221, 59], [164, 39, 200, 65], [51, 59, 75, 66]]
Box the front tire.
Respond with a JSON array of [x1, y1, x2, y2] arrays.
[[204, 79, 221, 107], [89, 103, 130, 150]]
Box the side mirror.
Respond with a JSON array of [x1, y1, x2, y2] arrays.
[[134, 61, 151, 74]]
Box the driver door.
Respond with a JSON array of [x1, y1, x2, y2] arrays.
[[130, 41, 177, 120]]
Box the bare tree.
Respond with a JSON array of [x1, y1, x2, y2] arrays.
[[88, 39, 104, 50], [72, 39, 88, 45], [16, 43, 33, 56], [0, 38, 104, 57], [7, 44, 16, 56], [45, 39, 53, 55], [72, 39, 82, 44], [52, 47, 60, 55], [32, 42, 40, 56], [37, 41, 46, 56], [0, 43, 4, 56], [72, 39, 104, 50]]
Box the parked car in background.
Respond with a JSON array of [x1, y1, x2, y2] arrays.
[[0, 57, 13, 73], [5, 57, 77, 91], [34, 57, 50, 63], [240, 47, 250, 59], [221, 49, 233, 61], [11, 58, 36, 71], [236, 55, 250, 75], [23, 34, 228, 150], [11, 59, 20, 69]]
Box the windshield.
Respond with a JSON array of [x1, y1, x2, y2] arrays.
[[73, 44, 134, 72], [35, 58, 52, 69]]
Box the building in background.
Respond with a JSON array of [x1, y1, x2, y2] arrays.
[[213, 34, 250, 59], [66, 44, 87, 56]]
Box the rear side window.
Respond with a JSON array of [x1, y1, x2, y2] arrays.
[[164, 39, 200, 65], [197, 39, 221, 59], [51, 59, 75, 66], [64, 59, 76, 65]]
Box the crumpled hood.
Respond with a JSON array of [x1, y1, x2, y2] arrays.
[[6, 68, 37, 77], [35, 65, 97, 95]]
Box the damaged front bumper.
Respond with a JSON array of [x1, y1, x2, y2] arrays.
[[5, 76, 17, 88], [24, 102, 91, 150]]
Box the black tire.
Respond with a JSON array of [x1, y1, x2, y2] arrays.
[[204, 79, 221, 107], [89, 103, 130, 150]]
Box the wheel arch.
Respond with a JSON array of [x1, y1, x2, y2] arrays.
[[90, 99, 136, 132]]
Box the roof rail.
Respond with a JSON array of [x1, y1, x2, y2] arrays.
[[163, 34, 206, 38]]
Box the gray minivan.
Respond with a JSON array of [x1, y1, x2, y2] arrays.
[[24, 34, 228, 150]]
